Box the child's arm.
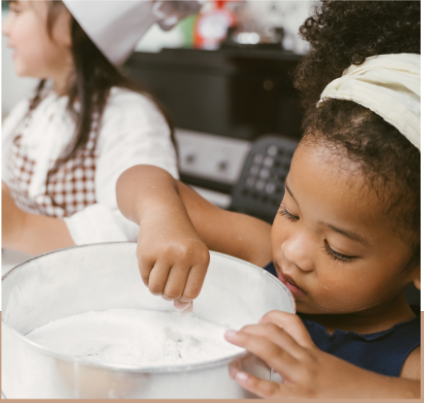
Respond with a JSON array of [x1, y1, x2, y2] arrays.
[[116, 165, 272, 304], [225, 311, 420, 399], [2, 182, 75, 254]]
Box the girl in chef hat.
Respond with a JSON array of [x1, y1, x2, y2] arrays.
[[2, 1, 200, 254], [116, 1, 420, 398]]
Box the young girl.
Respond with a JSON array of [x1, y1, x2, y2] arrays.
[[116, 1, 420, 398], [2, 0, 179, 255]]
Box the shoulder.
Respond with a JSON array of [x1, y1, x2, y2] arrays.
[[393, 315, 420, 380], [400, 345, 420, 380], [97, 87, 171, 146], [104, 87, 165, 123], [97, 87, 171, 144], [94, 87, 177, 177]]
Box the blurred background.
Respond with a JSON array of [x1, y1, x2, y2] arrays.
[[3, 1, 312, 113]]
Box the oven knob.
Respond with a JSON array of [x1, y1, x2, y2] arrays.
[[181, 146, 196, 165], [218, 160, 228, 171], [213, 154, 228, 172], [185, 153, 196, 164]]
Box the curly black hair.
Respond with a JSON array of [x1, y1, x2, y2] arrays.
[[294, 1, 420, 110], [294, 1, 420, 270]]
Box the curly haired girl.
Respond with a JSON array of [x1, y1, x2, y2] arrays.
[[116, 1, 420, 398]]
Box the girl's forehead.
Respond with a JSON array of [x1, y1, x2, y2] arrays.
[[292, 143, 365, 191], [289, 143, 385, 230], [293, 142, 416, 247]]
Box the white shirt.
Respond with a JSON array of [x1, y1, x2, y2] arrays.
[[2, 86, 179, 245]]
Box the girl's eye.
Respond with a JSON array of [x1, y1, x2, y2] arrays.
[[323, 241, 356, 263], [279, 205, 299, 222]]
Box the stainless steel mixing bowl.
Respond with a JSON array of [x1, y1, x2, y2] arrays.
[[2, 242, 295, 398]]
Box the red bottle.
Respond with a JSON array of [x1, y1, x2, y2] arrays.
[[194, 0, 236, 50]]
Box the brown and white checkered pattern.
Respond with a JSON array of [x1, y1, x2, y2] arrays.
[[7, 130, 98, 219]]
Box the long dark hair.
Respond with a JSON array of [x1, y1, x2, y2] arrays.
[[28, 1, 175, 198]]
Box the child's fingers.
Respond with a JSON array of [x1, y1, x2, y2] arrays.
[[174, 300, 193, 317], [233, 371, 290, 398], [179, 262, 208, 302], [225, 329, 299, 379], [228, 359, 243, 379], [162, 264, 191, 300], [137, 252, 155, 287], [148, 261, 171, 296], [237, 323, 305, 360], [260, 311, 314, 348]]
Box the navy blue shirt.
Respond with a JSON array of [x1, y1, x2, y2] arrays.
[[263, 262, 420, 377]]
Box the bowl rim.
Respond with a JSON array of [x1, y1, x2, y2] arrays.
[[2, 242, 295, 373]]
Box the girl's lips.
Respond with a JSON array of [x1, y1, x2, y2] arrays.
[[277, 271, 305, 297]]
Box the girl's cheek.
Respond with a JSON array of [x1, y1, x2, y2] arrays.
[[12, 21, 30, 46]]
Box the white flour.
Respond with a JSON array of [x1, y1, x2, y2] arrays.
[[26, 309, 243, 367]]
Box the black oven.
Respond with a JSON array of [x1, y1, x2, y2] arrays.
[[124, 48, 303, 209]]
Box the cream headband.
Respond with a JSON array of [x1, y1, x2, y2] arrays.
[[318, 53, 420, 151]]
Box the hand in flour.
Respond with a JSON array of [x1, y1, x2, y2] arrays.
[[225, 311, 418, 399], [117, 166, 211, 309], [136, 206, 210, 307]]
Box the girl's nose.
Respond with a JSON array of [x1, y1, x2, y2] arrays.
[[281, 231, 314, 272]]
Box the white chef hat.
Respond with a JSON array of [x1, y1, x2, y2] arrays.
[[318, 53, 420, 151], [63, 0, 202, 66]]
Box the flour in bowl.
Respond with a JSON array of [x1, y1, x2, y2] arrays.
[[26, 309, 243, 367]]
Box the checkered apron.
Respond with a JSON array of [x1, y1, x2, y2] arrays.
[[6, 114, 99, 219]]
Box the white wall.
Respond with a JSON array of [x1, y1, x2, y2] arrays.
[[2, 12, 38, 116]]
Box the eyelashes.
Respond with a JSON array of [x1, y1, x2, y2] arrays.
[[279, 205, 299, 221], [279, 204, 356, 263], [323, 241, 356, 263]]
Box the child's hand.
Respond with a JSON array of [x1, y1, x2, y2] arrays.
[[225, 311, 388, 399], [136, 208, 210, 308]]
